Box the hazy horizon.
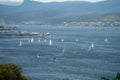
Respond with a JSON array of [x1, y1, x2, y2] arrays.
[[0, 0, 106, 6]]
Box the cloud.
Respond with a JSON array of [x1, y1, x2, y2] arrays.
[[0, 0, 105, 3], [0, 0, 105, 6], [0, 0, 23, 5], [32, 0, 105, 3], [0, 0, 23, 2]]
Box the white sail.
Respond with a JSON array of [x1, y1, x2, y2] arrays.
[[91, 43, 94, 47], [37, 54, 41, 58], [31, 38, 34, 42], [61, 38, 64, 42], [38, 39, 41, 42], [19, 41, 22, 46], [62, 49, 65, 54], [49, 39, 52, 46], [104, 38, 108, 42], [88, 43, 94, 51]]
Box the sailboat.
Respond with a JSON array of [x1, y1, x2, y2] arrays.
[[61, 38, 64, 42], [19, 41, 22, 46], [62, 49, 65, 54], [104, 31, 108, 42], [49, 39, 52, 46], [88, 43, 94, 51], [37, 54, 41, 58], [30, 37, 34, 42], [91, 43, 94, 47], [104, 38, 108, 42], [38, 39, 41, 42]]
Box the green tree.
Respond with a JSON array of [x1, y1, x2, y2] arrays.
[[100, 77, 109, 80], [113, 73, 120, 80], [63, 77, 69, 80], [101, 73, 120, 80], [0, 63, 28, 80]]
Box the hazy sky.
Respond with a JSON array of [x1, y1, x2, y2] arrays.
[[0, 0, 24, 5], [0, 0, 105, 5], [32, 0, 105, 3]]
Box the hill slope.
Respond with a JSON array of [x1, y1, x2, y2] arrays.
[[0, 0, 120, 26]]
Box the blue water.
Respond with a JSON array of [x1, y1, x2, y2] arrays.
[[0, 25, 120, 80]]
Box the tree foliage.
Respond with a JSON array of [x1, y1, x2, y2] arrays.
[[0, 63, 28, 80], [113, 73, 120, 80], [101, 73, 120, 80], [63, 77, 69, 80]]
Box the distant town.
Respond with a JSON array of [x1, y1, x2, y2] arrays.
[[23, 21, 120, 27]]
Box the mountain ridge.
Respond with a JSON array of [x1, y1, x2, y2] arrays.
[[0, 0, 120, 14], [0, 0, 120, 26]]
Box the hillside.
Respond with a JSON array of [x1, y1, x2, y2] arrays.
[[1, 0, 120, 14], [0, 0, 120, 26]]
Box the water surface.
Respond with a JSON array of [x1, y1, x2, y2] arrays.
[[0, 25, 120, 80]]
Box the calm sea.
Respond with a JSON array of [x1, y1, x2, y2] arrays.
[[0, 25, 120, 80]]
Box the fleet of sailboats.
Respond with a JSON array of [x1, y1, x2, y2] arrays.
[[18, 32, 109, 54]]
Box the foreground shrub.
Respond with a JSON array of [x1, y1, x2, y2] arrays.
[[113, 73, 120, 80], [101, 73, 120, 80], [63, 77, 69, 80], [0, 63, 28, 80]]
